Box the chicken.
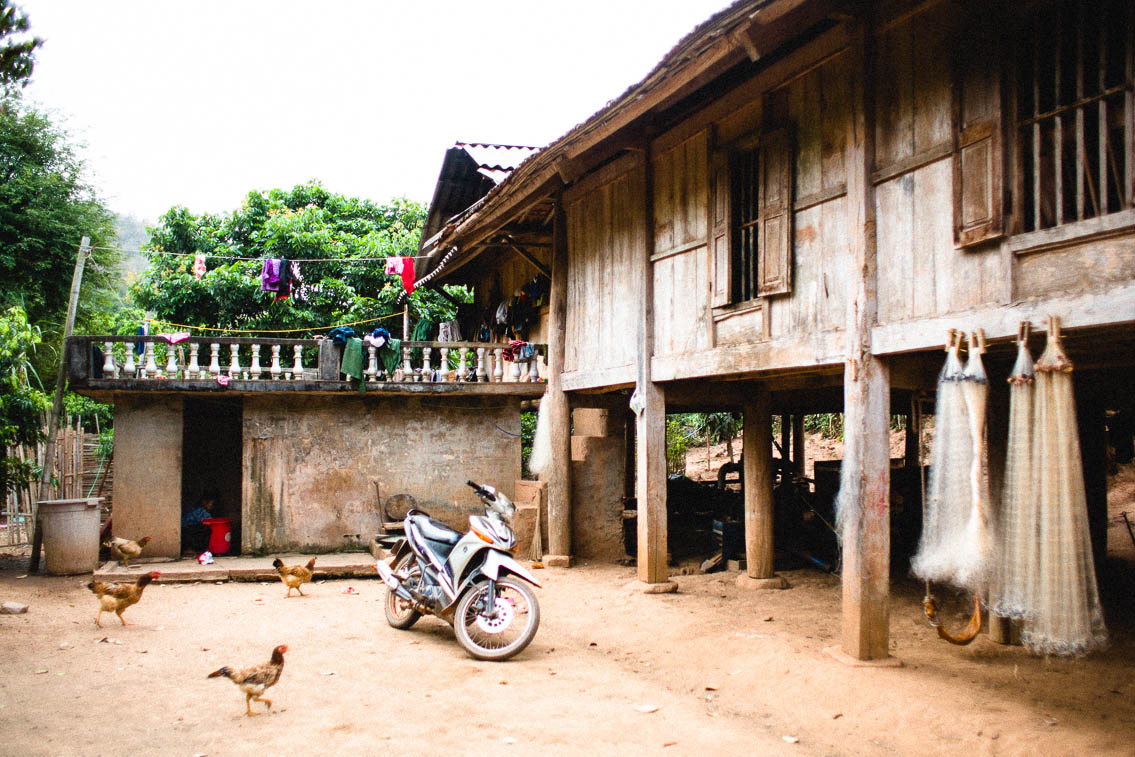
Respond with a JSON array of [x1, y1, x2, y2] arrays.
[[272, 557, 316, 597], [208, 644, 288, 716], [103, 536, 151, 568], [86, 570, 160, 627]]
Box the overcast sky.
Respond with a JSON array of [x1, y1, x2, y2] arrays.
[[17, 0, 730, 223]]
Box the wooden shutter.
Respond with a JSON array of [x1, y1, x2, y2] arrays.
[[952, 25, 1004, 247], [710, 150, 733, 307], [757, 127, 793, 297]]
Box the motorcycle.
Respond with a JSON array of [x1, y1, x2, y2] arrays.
[[375, 480, 541, 661]]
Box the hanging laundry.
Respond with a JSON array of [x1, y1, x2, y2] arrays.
[[326, 326, 356, 346], [384, 256, 415, 295], [193, 253, 207, 280], [437, 320, 462, 342], [340, 337, 365, 381], [261, 259, 282, 292], [384, 257, 403, 275], [134, 321, 149, 355], [364, 328, 391, 350], [159, 332, 192, 344], [274, 257, 293, 301]]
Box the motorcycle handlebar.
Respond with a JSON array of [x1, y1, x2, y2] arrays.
[[466, 480, 495, 500]]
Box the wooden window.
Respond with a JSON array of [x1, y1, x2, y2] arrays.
[[1012, 0, 1134, 234], [711, 127, 794, 306], [953, 20, 1004, 247]]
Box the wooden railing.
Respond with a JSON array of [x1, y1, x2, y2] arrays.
[[70, 336, 546, 385]]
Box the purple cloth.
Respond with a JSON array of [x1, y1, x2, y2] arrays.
[[261, 258, 281, 291]]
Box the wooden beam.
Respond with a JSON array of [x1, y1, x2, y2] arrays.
[[838, 18, 893, 662], [543, 196, 573, 566], [743, 390, 774, 578], [503, 237, 551, 279], [635, 134, 672, 588]]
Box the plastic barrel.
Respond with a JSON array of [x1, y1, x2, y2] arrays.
[[201, 517, 233, 555], [40, 498, 102, 575]]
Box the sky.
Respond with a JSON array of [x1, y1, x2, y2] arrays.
[[17, 0, 731, 222]]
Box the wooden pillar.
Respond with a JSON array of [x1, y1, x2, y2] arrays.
[[544, 195, 573, 567], [744, 390, 775, 579], [791, 414, 805, 475], [634, 140, 673, 589], [836, 17, 894, 663]]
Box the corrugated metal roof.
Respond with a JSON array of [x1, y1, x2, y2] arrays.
[[455, 143, 540, 183]]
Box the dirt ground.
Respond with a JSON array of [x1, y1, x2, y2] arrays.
[[1, 536, 1133, 756]]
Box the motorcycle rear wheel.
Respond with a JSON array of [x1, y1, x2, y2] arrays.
[[384, 554, 422, 630], [453, 577, 540, 661]]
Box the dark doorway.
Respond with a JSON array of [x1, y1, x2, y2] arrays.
[[181, 397, 243, 555]]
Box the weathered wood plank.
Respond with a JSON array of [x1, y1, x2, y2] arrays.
[[743, 389, 774, 578], [875, 174, 915, 323], [820, 55, 849, 193], [546, 199, 573, 561]]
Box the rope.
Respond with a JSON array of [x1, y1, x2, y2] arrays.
[[149, 311, 403, 335], [89, 245, 433, 262]]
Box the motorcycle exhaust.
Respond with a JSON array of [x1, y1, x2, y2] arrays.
[[375, 559, 416, 602]]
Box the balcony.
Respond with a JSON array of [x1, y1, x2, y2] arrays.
[[65, 335, 547, 400]]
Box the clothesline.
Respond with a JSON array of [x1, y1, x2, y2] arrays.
[[149, 311, 403, 335], [88, 244, 433, 262]]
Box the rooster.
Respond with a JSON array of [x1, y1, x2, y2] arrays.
[[272, 557, 316, 597], [103, 536, 151, 568], [87, 570, 160, 627], [208, 644, 288, 716]]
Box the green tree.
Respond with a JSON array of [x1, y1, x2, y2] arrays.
[[0, 97, 119, 382], [0, 1, 41, 90], [132, 184, 462, 337], [0, 305, 48, 494]]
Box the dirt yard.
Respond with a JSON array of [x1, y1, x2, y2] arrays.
[[1, 537, 1133, 756]]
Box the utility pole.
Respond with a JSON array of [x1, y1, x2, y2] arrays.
[[29, 236, 91, 572]]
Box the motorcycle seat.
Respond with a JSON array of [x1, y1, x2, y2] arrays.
[[411, 514, 462, 546]]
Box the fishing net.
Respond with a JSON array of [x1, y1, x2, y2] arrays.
[[910, 331, 990, 594], [1018, 318, 1107, 656], [988, 325, 1037, 620], [528, 399, 552, 477]]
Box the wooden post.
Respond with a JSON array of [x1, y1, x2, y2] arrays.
[[543, 195, 573, 567], [30, 236, 90, 572], [791, 414, 805, 476], [634, 141, 673, 590], [743, 390, 777, 581], [834, 20, 895, 663]]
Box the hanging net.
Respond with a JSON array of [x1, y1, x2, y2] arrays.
[[911, 331, 990, 595], [528, 399, 552, 477], [988, 324, 1038, 620], [1018, 317, 1107, 656]]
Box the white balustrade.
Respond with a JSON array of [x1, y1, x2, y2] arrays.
[[402, 347, 412, 382], [164, 342, 178, 378], [122, 343, 136, 377], [143, 342, 159, 379], [228, 344, 241, 379], [270, 345, 281, 380], [366, 346, 378, 382], [438, 347, 449, 382], [458, 347, 468, 382], [102, 342, 116, 378], [208, 343, 221, 378], [292, 345, 304, 380], [476, 347, 487, 382], [250, 344, 262, 379], [422, 346, 431, 382], [187, 343, 201, 378], [493, 348, 504, 382], [511, 355, 522, 382], [529, 356, 540, 382]]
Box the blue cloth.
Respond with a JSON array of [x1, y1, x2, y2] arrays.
[[183, 506, 211, 527], [327, 326, 356, 346]]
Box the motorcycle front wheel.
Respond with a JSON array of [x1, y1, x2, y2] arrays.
[[384, 554, 422, 630], [453, 577, 540, 661]]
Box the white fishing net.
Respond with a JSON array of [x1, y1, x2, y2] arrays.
[[910, 333, 991, 594], [988, 331, 1037, 620], [1017, 320, 1107, 656], [528, 399, 552, 477]]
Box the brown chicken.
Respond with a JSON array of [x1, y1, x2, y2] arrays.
[[208, 644, 288, 715], [272, 557, 316, 597], [103, 536, 151, 568], [87, 570, 160, 627]]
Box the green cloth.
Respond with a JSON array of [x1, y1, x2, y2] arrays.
[[340, 337, 365, 380], [380, 338, 402, 375]]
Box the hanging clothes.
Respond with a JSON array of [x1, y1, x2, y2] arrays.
[[340, 337, 365, 381], [261, 259, 282, 292], [274, 257, 293, 301], [385, 257, 415, 294], [193, 253, 207, 280], [437, 320, 461, 342], [326, 326, 356, 346], [1020, 316, 1107, 656]]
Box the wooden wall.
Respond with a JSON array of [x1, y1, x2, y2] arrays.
[[563, 157, 645, 381]]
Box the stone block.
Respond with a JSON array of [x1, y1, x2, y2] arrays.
[[1, 601, 29, 614], [571, 435, 597, 462], [513, 480, 547, 509], [573, 408, 609, 438], [512, 504, 539, 559], [542, 554, 574, 567]]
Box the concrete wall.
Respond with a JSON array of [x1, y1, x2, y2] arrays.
[[242, 394, 522, 554], [112, 396, 184, 558], [570, 407, 628, 561]]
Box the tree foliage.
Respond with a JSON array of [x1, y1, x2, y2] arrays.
[[132, 184, 462, 337], [0, 1, 41, 91], [0, 305, 48, 494], [0, 97, 119, 382]]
